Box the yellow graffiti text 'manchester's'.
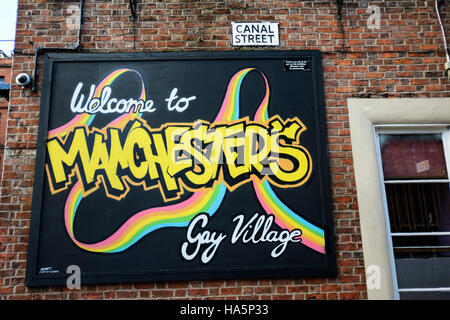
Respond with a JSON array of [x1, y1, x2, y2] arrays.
[[46, 115, 312, 202]]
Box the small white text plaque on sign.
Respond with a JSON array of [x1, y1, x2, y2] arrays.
[[231, 22, 279, 46]]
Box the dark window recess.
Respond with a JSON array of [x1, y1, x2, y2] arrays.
[[393, 235, 450, 258], [386, 183, 450, 233], [386, 183, 450, 258]]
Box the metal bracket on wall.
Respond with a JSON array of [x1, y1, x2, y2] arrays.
[[336, 0, 345, 52], [129, 0, 138, 20]]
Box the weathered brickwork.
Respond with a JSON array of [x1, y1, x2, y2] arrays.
[[0, 0, 449, 300], [0, 58, 12, 181]]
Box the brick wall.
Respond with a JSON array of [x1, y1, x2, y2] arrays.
[[1, 0, 449, 300], [0, 58, 12, 188]]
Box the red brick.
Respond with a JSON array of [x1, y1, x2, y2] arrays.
[[2, 0, 449, 302], [151, 290, 173, 298]]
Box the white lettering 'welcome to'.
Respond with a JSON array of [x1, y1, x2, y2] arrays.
[[70, 82, 156, 114], [70, 82, 197, 114]]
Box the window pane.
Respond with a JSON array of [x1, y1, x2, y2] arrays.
[[393, 235, 450, 258], [386, 183, 450, 233], [396, 257, 450, 287], [379, 134, 448, 180], [399, 291, 450, 300]]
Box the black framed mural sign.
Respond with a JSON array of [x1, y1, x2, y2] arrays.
[[26, 51, 336, 286]]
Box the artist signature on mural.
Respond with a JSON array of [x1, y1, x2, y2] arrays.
[[181, 212, 302, 263], [39, 266, 60, 274]]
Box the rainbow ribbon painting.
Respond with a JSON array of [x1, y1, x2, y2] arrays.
[[48, 67, 326, 254]]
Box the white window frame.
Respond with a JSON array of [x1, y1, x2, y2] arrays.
[[347, 97, 450, 300], [374, 125, 450, 299]]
